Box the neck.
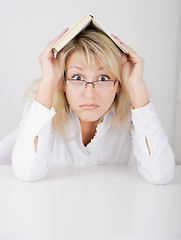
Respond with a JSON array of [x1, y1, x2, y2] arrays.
[[78, 119, 99, 147], [79, 119, 99, 133]]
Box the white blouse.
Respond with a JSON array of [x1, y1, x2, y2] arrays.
[[11, 100, 175, 184]]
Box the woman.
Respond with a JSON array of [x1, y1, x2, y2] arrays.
[[12, 27, 175, 183]]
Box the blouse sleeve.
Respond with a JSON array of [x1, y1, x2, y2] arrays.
[[130, 100, 175, 185], [12, 100, 56, 182]]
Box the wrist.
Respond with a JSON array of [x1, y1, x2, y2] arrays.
[[126, 83, 150, 109], [40, 78, 58, 91], [36, 80, 57, 109]]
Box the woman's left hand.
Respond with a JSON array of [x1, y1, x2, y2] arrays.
[[112, 34, 150, 108], [112, 34, 145, 90]]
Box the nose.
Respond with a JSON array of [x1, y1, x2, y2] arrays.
[[83, 82, 96, 97], [85, 82, 95, 88]]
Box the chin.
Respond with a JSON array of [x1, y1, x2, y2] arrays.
[[78, 112, 101, 122]]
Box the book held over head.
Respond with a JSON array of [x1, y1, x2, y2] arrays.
[[52, 14, 128, 56]]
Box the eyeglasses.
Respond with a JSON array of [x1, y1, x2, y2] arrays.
[[65, 79, 117, 91]]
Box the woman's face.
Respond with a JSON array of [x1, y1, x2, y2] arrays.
[[63, 51, 120, 123]]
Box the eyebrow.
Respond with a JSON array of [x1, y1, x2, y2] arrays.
[[67, 66, 104, 71]]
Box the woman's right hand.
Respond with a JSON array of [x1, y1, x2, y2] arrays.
[[39, 28, 69, 88], [36, 28, 68, 109]]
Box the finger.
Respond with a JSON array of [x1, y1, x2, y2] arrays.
[[56, 50, 63, 61], [48, 28, 69, 48], [111, 33, 123, 43], [111, 34, 129, 65], [122, 62, 132, 80], [112, 34, 129, 53], [121, 53, 128, 65], [119, 42, 144, 64], [44, 28, 69, 55], [40, 28, 69, 61], [112, 34, 143, 64]]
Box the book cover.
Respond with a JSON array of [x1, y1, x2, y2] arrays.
[[52, 14, 128, 55]]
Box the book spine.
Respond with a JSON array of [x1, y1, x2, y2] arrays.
[[52, 14, 93, 53]]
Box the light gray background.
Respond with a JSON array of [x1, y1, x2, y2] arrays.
[[0, 0, 180, 160]]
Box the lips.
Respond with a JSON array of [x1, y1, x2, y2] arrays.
[[79, 104, 100, 110]]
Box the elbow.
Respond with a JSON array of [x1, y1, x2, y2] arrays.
[[150, 151, 176, 185], [137, 144, 176, 185], [149, 166, 175, 185], [11, 144, 48, 182], [138, 161, 175, 185], [12, 162, 48, 182]]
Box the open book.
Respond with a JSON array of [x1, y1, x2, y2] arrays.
[[52, 14, 128, 55]]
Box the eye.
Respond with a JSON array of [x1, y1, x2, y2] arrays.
[[71, 75, 84, 81], [98, 75, 110, 81]]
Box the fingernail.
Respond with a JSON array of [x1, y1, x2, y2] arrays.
[[112, 34, 123, 44], [117, 37, 121, 42], [60, 28, 68, 36]]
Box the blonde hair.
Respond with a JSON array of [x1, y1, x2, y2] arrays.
[[23, 27, 132, 140]]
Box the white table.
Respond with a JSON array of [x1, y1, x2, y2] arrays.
[[0, 165, 181, 240]]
